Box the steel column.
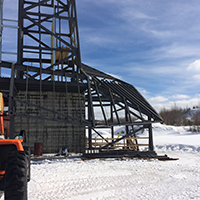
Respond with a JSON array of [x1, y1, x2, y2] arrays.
[[148, 116, 154, 151], [8, 63, 15, 139], [0, 0, 3, 76]]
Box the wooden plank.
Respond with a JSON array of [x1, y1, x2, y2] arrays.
[[90, 137, 149, 140]]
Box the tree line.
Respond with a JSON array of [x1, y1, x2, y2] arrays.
[[159, 104, 200, 131]]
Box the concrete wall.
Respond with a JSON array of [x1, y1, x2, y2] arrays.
[[13, 91, 85, 153]]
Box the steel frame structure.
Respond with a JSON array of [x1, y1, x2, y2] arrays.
[[0, 0, 163, 154]]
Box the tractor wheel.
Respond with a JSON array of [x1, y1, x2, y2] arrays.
[[4, 151, 27, 200], [23, 146, 31, 182]]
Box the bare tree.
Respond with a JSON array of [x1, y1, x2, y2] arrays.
[[159, 104, 189, 126], [191, 110, 200, 132]]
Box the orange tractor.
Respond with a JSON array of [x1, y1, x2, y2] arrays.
[[0, 92, 30, 200]]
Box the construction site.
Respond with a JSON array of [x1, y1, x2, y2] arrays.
[[0, 0, 163, 158]]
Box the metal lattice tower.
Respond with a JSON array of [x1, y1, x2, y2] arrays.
[[17, 0, 82, 81]]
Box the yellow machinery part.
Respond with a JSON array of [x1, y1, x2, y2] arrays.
[[0, 92, 4, 134], [0, 92, 3, 114]]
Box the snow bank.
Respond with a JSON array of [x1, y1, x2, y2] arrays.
[[153, 123, 200, 153]]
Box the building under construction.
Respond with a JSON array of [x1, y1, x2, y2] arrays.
[[0, 0, 163, 157]]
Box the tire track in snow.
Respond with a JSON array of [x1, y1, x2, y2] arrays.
[[28, 154, 200, 200]]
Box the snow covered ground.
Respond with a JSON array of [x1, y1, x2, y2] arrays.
[[27, 124, 200, 200], [28, 151, 200, 200], [2, 124, 200, 199]]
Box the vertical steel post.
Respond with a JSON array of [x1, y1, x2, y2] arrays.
[[73, 0, 82, 70], [8, 63, 15, 139], [111, 104, 114, 139], [125, 105, 129, 140], [148, 116, 154, 151], [17, 0, 24, 79], [51, 0, 56, 81], [0, 0, 3, 77], [88, 127, 92, 150]]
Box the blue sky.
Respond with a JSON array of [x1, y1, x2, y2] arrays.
[[76, 0, 200, 111], [2, 0, 200, 111]]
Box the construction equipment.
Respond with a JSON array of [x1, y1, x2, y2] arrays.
[[0, 92, 30, 200]]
